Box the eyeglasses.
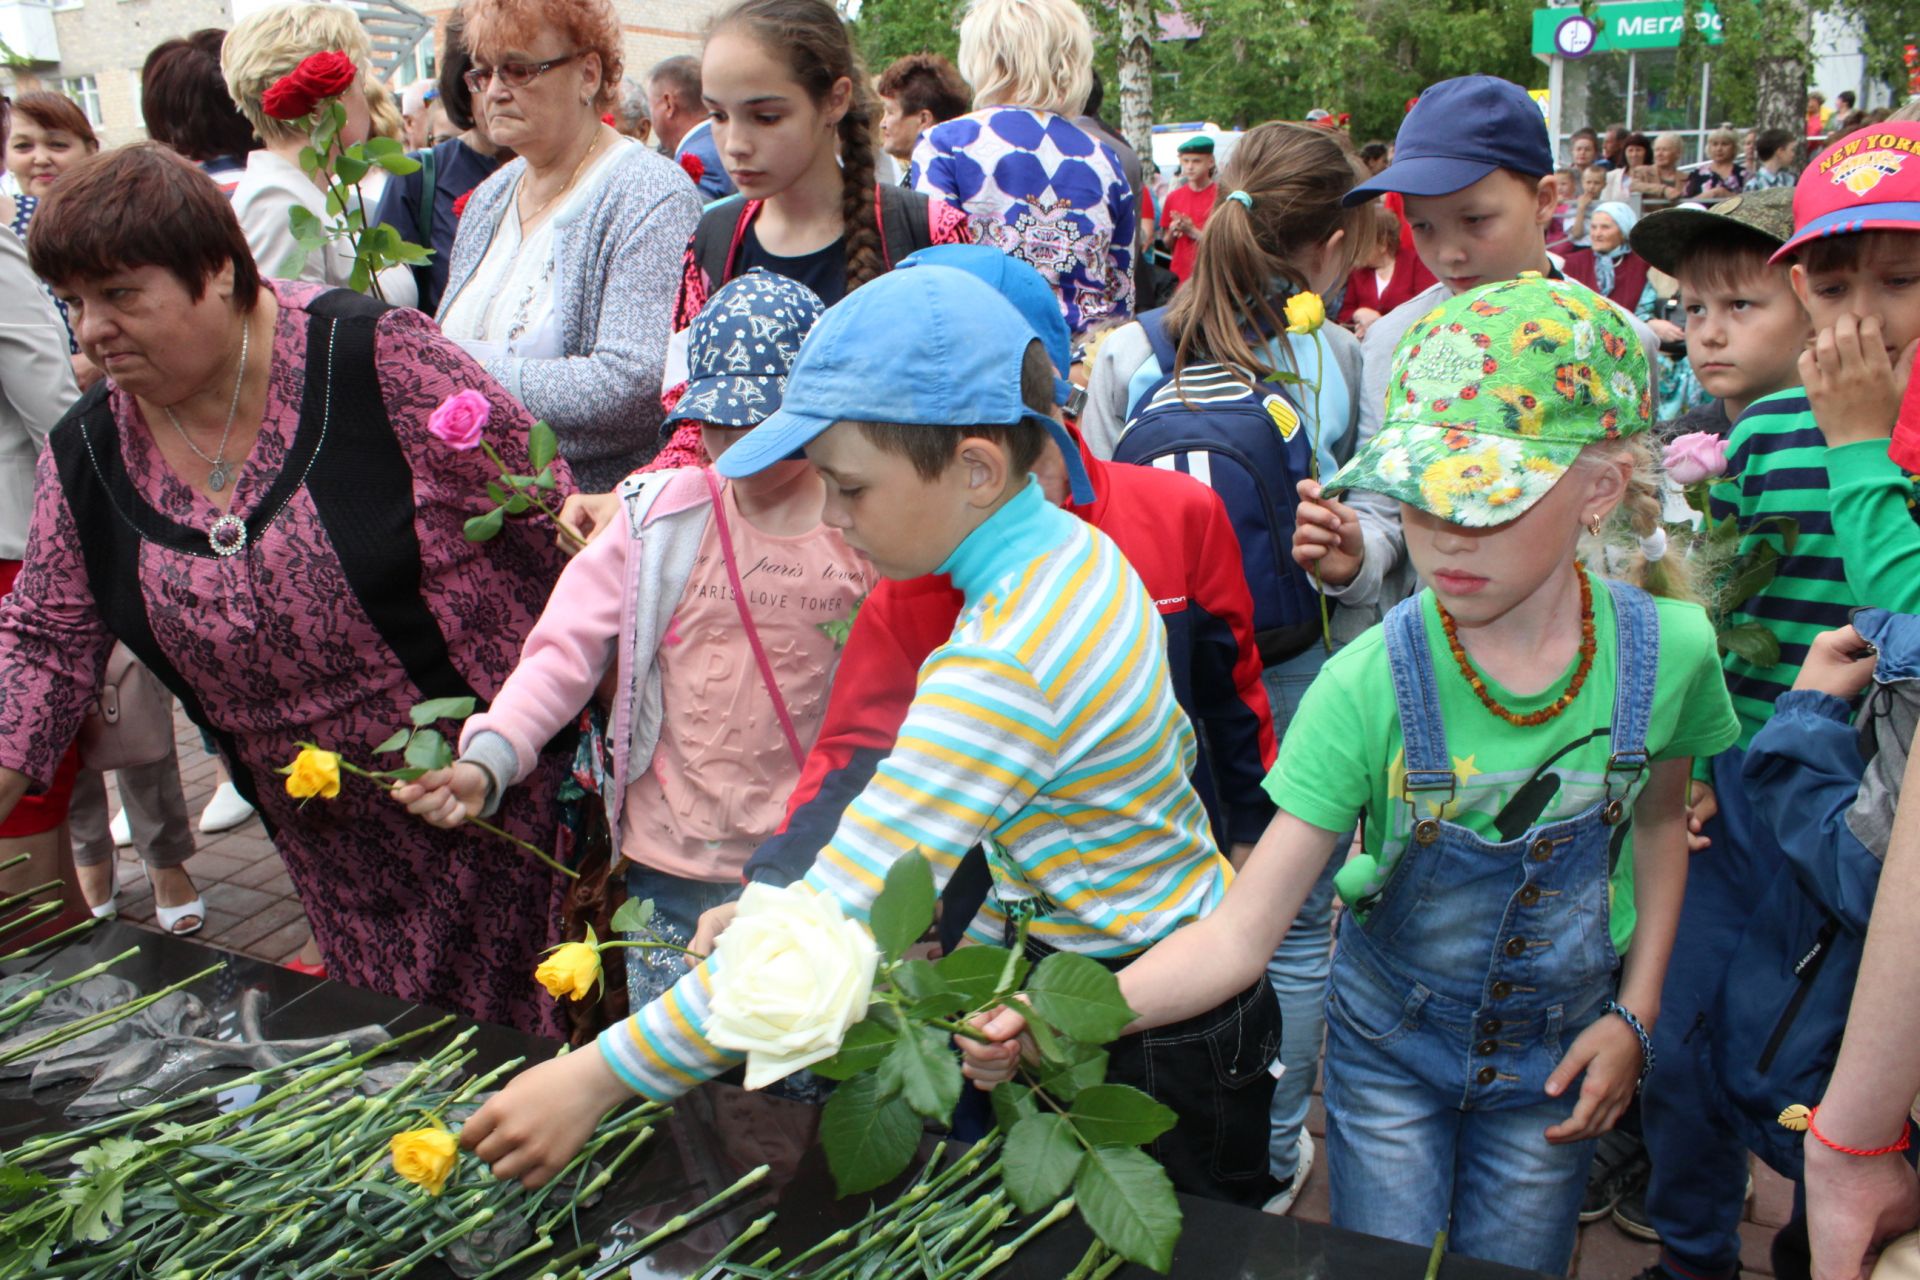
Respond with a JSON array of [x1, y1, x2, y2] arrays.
[[463, 53, 577, 93]]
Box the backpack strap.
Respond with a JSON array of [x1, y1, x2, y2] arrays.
[[411, 145, 439, 311], [1137, 306, 1179, 375], [692, 195, 754, 296], [875, 182, 933, 268]]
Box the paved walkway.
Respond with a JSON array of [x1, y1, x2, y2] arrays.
[[103, 714, 1790, 1277]]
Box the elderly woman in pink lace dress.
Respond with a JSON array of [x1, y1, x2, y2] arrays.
[[0, 143, 576, 1034]]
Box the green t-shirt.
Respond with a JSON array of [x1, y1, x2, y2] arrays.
[[1265, 572, 1739, 954]]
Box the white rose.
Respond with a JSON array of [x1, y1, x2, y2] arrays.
[[705, 882, 881, 1089]]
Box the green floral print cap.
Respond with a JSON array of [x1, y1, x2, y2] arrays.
[[1325, 273, 1653, 527]]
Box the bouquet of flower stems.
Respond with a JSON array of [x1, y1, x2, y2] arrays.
[[0, 1017, 765, 1278]]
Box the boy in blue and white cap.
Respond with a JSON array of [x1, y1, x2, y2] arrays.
[[455, 265, 1277, 1205]]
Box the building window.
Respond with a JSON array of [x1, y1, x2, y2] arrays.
[[55, 75, 103, 126]]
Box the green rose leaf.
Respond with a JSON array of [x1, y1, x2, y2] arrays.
[[378, 154, 422, 176], [820, 1071, 920, 1196], [297, 146, 321, 174], [504, 493, 531, 515], [275, 247, 315, 280], [811, 1015, 898, 1081], [1074, 1144, 1183, 1272], [1066, 1083, 1178, 1147], [877, 1023, 961, 1120], [869, 852, 935, 961], [1718, 621, 1782, 668], [990, 1080, 1038, 1132], [1720, 542, 1780, 612], [890, 958, 950, 1001], [529, 421, 559, 472], [403, 728, 452, 773], [1032, 1044, 1107, 1102], [1003, 1113, 1082, 1213], [1027, 952, 1137, 1044], [346, 259, 371, 296], [333, 152, 370, 185], [484, 480, 509, 507], [463, 508, 506, 542], [392, 240, 433, 265], [383, 766, 429, 781], [372, 728, 412, 755], [287, 205, 322, 239], [935, 945, 1026, 1011], [535, 464, 557, 490], [608, 897, 656, 933], [363, 136, 404, 158], [410, 697, 478, 727]]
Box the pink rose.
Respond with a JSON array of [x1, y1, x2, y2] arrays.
[[1663, 431, 1729, 486], [427, 389, 490, 450]]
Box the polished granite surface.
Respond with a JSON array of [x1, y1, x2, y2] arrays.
[[1, 923, 1550, 1279]]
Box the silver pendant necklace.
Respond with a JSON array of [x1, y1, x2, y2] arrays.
[[160, 316, 250, 494]]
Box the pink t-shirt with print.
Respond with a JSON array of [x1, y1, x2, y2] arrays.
[[622, 482, 873, 881]]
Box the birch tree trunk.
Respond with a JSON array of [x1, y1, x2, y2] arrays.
[[1117, 0, 1155, 166]]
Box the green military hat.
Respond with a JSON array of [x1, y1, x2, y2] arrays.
[[1629, 188, 1796, 276], [1176, 135, 1214, 155]]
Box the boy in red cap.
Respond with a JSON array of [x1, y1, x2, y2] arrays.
[[1631, 122, 1920, 1280]]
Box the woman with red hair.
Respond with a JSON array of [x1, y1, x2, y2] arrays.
[[436, 0, 701, 490]]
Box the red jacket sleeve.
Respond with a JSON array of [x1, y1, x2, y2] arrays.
[[742, 575, 963, 885], [1181, 485, 1278, 844]]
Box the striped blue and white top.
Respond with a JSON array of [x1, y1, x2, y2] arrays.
[[596, 479, 1231, 1100]]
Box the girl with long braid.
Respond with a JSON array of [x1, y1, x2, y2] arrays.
[[648, 0, 968, 472]]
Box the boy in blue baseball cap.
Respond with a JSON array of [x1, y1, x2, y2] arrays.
[[454, 264, 1268, 1199], [1294, 76, 1662, 619]]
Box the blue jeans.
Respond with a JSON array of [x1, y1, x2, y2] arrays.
[[1262, 654, 1340, 1184], [1641, 747, 1764, 1278], [1323, 967, 1594, 1274], [621, 863, 743, 1010]]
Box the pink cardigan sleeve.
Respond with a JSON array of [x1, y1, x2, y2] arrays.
[[459, 511, 629, 784]]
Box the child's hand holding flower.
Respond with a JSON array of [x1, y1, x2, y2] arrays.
[[391, 763, 489, 828]]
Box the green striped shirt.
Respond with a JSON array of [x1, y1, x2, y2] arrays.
[[1708, 390, 1920, 748]]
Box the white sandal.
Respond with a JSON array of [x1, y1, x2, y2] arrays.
[[84, 859, 118, 919], [153, 894, 207, 937]]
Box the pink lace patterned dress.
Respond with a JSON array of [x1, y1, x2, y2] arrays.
[[0, 282, 576, 1035]]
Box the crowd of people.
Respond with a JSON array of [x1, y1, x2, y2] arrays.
[[0, 1, 1916, 1278]]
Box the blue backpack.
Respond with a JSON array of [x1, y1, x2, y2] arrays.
[[1112, 308, 1324, 665]]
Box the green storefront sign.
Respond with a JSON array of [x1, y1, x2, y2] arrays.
[[1531, 1, 1725, 57]]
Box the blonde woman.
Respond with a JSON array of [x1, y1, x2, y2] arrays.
[[1631, 132, 1687, 201], [222, 2, 376, 287], [908, 0, 1134, 334], [1684, 126, 1747, 199]]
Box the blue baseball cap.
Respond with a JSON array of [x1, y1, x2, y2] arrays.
[[713, 266, 1094, 504], [898, 244, 1072, 404], [664, 268, 825, 430], [1343, 76, 1555, 207]]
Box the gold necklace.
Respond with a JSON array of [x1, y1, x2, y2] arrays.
[[518, 129, 607, 230]]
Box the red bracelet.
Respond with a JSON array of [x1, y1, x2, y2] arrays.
[[1807, 1106, 1913, 1158]]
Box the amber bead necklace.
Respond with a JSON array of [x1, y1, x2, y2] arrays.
[[1437, 567, 1596, 728]]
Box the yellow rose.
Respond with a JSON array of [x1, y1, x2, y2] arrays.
[[534, 941, 603, 1001], [1284, 291, 1326, 336], [705, 882, 879, 1090], [389, 1126, 458, 1195], [282, 747, 341, 800]]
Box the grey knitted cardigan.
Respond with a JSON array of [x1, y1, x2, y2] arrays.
[[438, 143, 701, 492]]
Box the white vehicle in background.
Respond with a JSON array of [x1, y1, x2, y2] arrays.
[[1147, 122, 1242, 183]]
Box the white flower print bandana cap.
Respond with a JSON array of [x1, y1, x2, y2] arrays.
[[1325, 274, 1653, 528], [664, 268, 827, 430]]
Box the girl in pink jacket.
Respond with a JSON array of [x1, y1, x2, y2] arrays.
[[399, 270, 872, 1008]]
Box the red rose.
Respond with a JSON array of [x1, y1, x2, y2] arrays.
[[452, 190, 472, 218], [679, 152, 706, 182], [261, 50, 359, 121]]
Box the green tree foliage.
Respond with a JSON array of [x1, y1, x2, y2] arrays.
[[1676, 0, 1912, 133], [845, 0, 961, 73]]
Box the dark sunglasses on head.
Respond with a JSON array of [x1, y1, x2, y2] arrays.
[[463, 53, 576, 93]]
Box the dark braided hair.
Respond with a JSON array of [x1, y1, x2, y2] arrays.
[[711, 0, 886, 291]]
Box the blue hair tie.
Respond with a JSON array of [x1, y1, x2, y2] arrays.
[[1226, 189, 1253, 210]]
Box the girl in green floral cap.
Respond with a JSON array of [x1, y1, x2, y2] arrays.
[[964, 274, 1739, 1274]]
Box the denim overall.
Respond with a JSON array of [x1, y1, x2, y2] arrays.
[[1323, 580, 1658, 1275]]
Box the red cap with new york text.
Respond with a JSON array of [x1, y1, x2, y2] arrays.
[[1772, 122, 1920, 263]]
